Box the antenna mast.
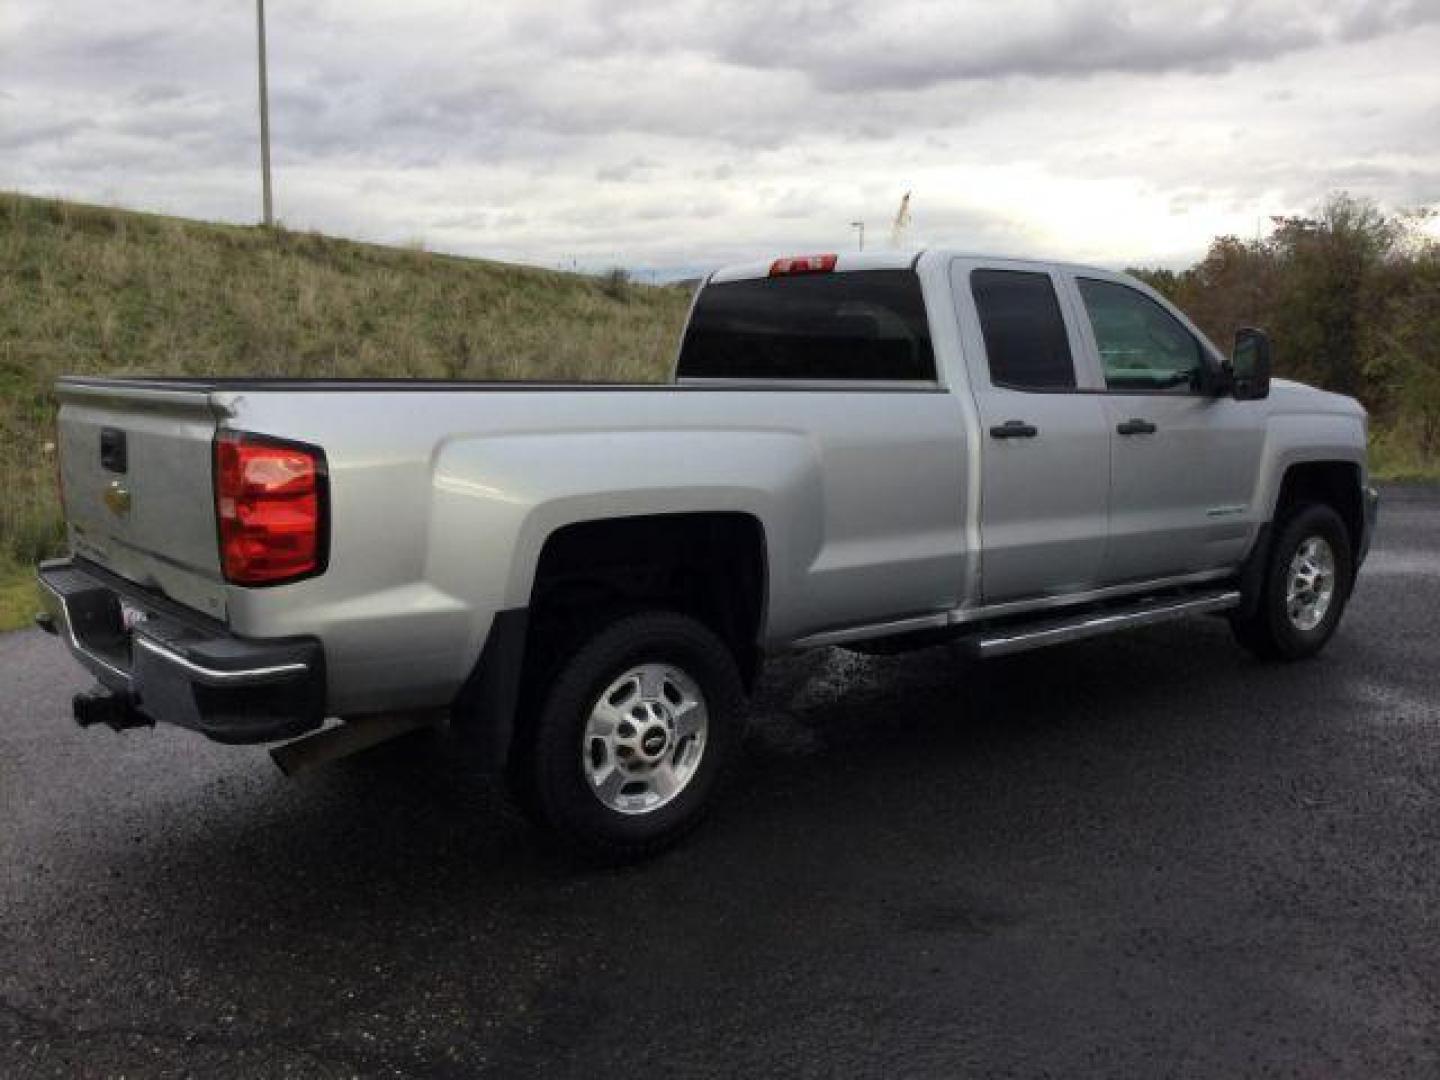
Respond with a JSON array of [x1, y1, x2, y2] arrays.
[[889, 191, 912, 249]]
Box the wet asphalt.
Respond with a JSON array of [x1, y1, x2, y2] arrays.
[[1, 486, 1437, 1078]]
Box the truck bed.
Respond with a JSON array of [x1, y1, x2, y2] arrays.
[[53, 372, 970, 717]]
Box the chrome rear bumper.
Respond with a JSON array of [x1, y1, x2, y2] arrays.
[[37, 558, 325, 744]]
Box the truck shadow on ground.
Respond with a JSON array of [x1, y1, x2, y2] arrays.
[[103, 614, 1333, 908]]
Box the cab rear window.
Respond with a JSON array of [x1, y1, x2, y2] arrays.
[[677, 269, 936, 382]]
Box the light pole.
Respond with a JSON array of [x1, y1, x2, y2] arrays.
[[850, 220, 865, 251], [256, 0, 274, 227]]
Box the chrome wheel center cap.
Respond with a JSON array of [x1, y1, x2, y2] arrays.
[[615, 700, 672, 766], [639, 724, 670, 760]]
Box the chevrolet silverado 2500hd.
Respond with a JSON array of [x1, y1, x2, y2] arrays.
[[37, 250, 1378, 857]]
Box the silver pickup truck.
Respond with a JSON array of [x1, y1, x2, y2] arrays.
[[38, 250, 1378, 858]]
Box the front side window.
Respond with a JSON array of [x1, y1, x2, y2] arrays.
[[969, 269, 1077, 391], [1077, 278, 1204, 392]]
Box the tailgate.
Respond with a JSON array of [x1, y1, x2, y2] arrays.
[[56, 380, 229, 621]]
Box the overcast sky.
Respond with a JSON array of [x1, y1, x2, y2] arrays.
[[3, 1, 1438, 277]]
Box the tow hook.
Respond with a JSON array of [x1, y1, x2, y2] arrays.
[[72, 685, 154, 733]]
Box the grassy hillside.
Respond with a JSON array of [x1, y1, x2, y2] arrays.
[[0, 192, 691, 628]]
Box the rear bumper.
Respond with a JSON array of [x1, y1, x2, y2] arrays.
[[37, 558, 325, 744]]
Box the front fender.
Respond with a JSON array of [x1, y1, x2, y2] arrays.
[[1251, 411, 1367, 524]]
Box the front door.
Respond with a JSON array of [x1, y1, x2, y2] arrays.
[[952, 261, 1111, 605], [1067, 274, 1265, 584]]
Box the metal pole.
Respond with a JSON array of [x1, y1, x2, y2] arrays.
[[256, 0, 274, 227], [851, 221, 865, 251]]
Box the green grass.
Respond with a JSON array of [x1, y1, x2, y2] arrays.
[[0, 560, 38, 633], [0, 191, 691, 618], [1369, 422, 1440, 482]]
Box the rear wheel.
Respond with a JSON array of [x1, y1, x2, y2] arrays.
[[1230, 502, 1353, 661], [517, 611, 745, 861]]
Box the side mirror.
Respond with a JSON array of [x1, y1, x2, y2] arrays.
[[1230, 327, 1271, 401]]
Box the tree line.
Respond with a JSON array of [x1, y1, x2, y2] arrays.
[[1132, 193, 1440, 466]]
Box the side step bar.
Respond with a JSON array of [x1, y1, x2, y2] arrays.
[[968, 589, 1241, 658]]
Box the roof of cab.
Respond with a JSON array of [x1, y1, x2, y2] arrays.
[[707, 249, 1115, 284]]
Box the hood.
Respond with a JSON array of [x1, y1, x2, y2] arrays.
[[1268, 378, 1366, 420]]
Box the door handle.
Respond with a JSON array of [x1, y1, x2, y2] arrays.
[[990, 420, 1038, 439], [1116, 418, 1157, 436]]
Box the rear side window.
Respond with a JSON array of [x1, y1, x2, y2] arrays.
[[970, 269, 1076, 391], [677, 269, 935, 382]]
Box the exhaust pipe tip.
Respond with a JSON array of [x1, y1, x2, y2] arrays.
[[270, 710, 442, 776]]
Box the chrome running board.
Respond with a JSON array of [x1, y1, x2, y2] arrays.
[[969, 590, 1241, 658]]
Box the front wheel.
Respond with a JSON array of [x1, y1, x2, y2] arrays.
[[1230, 502, 1354, 661], [519, 611, 745, 861]]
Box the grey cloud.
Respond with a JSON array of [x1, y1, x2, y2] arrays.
[[689, 0, 1440, 92], [80, 27, 177, 63], [0, 113, 96, 153], [595, 157, 656, 182], [1313, 163, 1440, 207], [129, 84, 185, 105]]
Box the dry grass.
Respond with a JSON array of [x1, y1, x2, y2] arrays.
[[0, 192, 691, 627]]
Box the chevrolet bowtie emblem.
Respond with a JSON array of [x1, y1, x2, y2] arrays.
[[104, 480, 131, 516]]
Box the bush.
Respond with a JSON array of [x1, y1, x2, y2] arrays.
[[1134, 193, 1440, 477]]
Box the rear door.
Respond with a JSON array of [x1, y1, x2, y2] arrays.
[[1064, 274, 1264, 584], [950, 260, 1110, 605], [56, 380, 229, 619]]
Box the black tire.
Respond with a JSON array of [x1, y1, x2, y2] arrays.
[[516, 611, 745, 861], [1230, 502, 1353, 661]]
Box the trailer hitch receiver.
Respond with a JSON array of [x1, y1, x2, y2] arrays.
[[72, 685, 154, 733]]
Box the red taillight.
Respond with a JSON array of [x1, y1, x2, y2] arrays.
[[214, 431, 326, 585], [769, 253, 838, 276]]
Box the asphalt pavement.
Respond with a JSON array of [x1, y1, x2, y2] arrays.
[[2, 486, 1437, 1078]]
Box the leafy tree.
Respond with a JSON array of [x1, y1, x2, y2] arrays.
[[1135, 193, 1439, 469], [1266, 194, 1400, 403], [1364, 219, 1440, 458]]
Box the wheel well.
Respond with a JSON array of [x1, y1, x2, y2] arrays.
[[526, 512, 767, 688], [1274, 461, 1363, 556]]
